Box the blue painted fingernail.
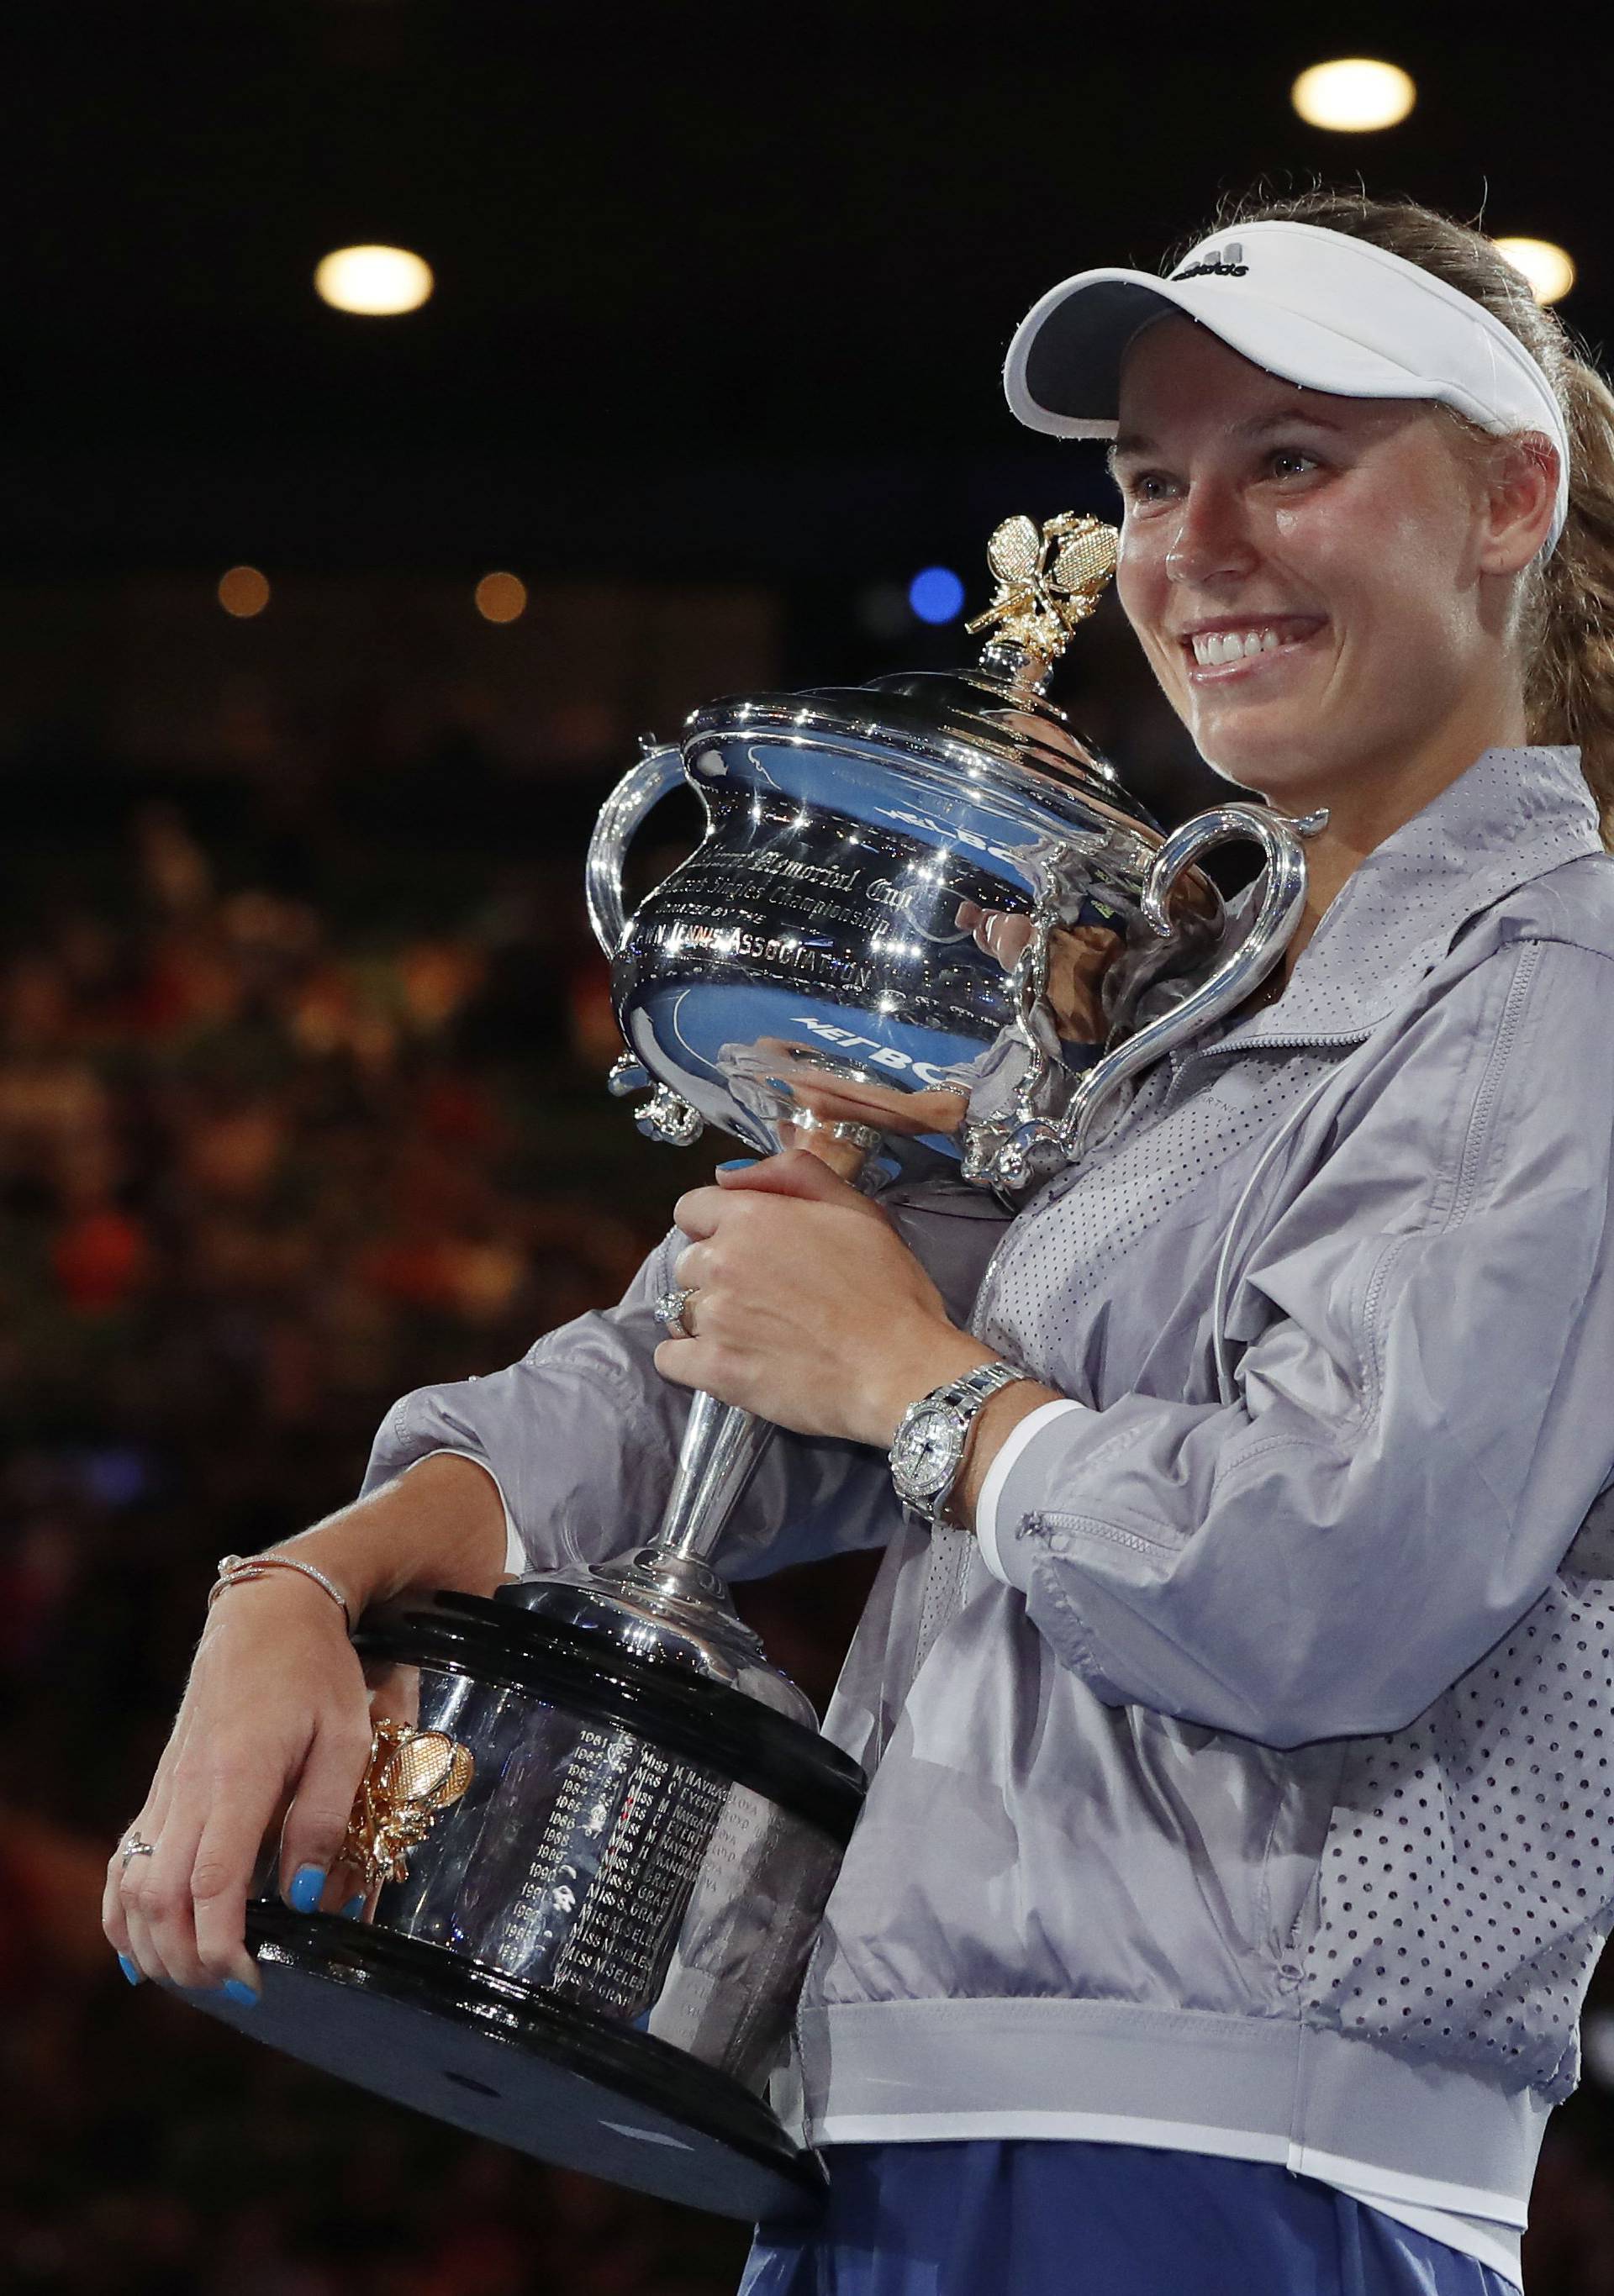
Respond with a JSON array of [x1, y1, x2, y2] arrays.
[[222, 1978, 259, 2009], [118, 1953, 142, 1986], [340, 1894, 365, 1920], [287, 1864, 326, 1914], [718, 1158, 757, 1171]]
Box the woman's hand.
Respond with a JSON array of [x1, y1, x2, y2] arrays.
[[744, 1039, 970, 1140], [103, 1576, 376, 1998], [103, 1452, 508, 1998], [954, 903, 1122, 1042], [657, 1152, 994, 1446]]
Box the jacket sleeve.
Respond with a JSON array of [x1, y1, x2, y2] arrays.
[[361, 1173, 1010, 1582], [981, 936, 1614, 1747]]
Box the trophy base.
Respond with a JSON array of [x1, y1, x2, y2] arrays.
[[183, 1904, 826, 2222]]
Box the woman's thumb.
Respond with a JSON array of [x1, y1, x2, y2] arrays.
[[715, 1148, 862, 1202]]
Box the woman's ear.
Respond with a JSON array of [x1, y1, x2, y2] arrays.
[[1478, 431, 1560, 575]]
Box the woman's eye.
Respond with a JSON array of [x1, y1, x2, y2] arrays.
[[1116, 450, 1320, 507], [1122, 470, 1175, 505]]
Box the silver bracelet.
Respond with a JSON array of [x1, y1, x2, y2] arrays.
[[208, 1551, 355, 1634]]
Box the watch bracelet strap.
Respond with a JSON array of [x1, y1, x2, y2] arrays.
[[944, 1360, 1031, 1411], [891, 1357, 1035, 1524], [938, 1361, 1036, 1523]]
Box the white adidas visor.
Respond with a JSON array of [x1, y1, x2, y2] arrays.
[[1004, 219, 1570, 553]]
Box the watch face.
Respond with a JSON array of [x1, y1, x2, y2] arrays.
[[895, 1403, 963, 1499]]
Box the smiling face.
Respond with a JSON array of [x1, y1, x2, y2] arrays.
[[1110, 317, 1532, 824]]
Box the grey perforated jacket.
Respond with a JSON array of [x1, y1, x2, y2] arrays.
[[364, 745, 1614, 2248]]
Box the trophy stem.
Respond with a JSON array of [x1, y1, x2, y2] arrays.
[[656, 1389, 774, 1562], [654, 1121, 880, 1567]]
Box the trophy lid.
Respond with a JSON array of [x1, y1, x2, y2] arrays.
[[686, 513, 1154, 835]]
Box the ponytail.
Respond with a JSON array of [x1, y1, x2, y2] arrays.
[[1526, 360, 1614, 838]]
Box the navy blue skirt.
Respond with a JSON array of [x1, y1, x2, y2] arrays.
[[739, 2142, 1518, 2296]]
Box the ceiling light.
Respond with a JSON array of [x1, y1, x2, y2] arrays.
[[314, 245, 434, 316], [218, 566, 271, 619], [1493, 237, 1576, 306], [1290, 58, 1416, 132], [474, 571, 528, 624]]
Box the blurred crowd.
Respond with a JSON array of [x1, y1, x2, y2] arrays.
[[0, 762, 798, 2292], [3, 739, 1613, 2293]]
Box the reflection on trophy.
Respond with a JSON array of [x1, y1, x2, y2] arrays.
[[178, 515, 1312, 2219]]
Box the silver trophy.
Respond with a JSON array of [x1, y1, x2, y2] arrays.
[[179, 514, 1311, 2221], [583, 510, 1311, 1640]]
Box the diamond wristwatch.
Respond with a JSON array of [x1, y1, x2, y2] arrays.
[[889, 1360, 1034, 1526]]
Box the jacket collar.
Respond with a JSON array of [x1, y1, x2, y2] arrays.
[[1207, 745, 1602, 1052]]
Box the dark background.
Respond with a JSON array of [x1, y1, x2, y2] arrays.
[[8, 8, 1614, 2291]]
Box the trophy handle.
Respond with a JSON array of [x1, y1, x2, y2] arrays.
[[1066, 801, 1317, 1147], [585, 740, 687, 958], [587, 740, 709, 1142], [963, 802, 1321, 1189]]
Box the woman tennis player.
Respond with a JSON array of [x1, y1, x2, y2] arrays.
[[108, 188, 1614, 2294]]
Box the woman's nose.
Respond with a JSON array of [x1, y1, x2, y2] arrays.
[[1163, 484, 1258, 587]]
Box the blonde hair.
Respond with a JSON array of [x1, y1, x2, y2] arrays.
[[1181, 187, 1614, 845]]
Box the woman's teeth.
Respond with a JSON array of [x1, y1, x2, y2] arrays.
[[1190, 626, 1309, 666], [1194, 624, 1304, 670]]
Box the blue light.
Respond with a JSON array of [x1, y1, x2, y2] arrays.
[[908, 566, 966, 624]]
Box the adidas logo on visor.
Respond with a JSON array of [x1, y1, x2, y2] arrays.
[[1172, 241, 1249, 282]]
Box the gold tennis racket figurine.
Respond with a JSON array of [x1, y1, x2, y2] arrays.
[[341, 1719, 475, 1890], [965, 510, 1119, 669]]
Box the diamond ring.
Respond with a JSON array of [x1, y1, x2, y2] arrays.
[[119, 1835, 155, 1871], [655, 1285, 699, 1340]]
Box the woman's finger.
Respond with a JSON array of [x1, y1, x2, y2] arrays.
[[276, 1706, 381, 1914], [128, 1805, 214, 1991], [708, 1149, 871, 1208], [120, 1894, 163, 1990], [124, 1716, 234, 1986], [653, 1332, 720, 1395], [674, 1165, 848, 1238], [672, 1182, 725, 1240], [104, 1751, 180, 1974], [104, 1829, 151, 1972], [103, 1849, 131, 1961], [104, 1816, 148, 1957], [190, 1760, 306, 1993], [672, 1237, 713, 1293]]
